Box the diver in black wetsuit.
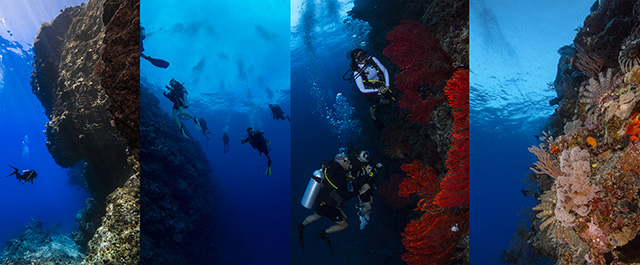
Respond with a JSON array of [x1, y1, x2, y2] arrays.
[[198, 117, 213, 144], [269, 104, 290, 121], [164, 78, 200, 137], [240, 127, 272, 175], [223, 132, 230, 154], [297, 153, 359, 251], [5, 165, 38, 184]]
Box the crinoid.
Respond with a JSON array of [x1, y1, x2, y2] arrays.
[[533, 190, 560, 240], [619, 38, 640, 74], [580, 69, 621, 117]]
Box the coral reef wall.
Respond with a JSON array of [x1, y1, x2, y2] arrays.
[[140, 83, 216, 264], [351, 1, 469, 264], [527, 1, 640, 264], [31, 0, 133, 202]]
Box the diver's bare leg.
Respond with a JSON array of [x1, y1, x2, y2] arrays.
[[325, 220, 348, 234], [172, 108, 181, 129], [302, 213, 322, 226]]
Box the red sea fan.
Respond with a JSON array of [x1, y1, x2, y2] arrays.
[[398, 90, 447, 124], [383, 19, 453, 92], [401, 208, 468, 265], [435, 68, 469, 208], [399, 160, 440, 211]]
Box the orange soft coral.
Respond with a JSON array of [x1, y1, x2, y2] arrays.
[[626, 112, 640, 141]]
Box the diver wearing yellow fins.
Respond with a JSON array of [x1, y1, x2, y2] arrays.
[[5, 165, 38, 184], [241, 127, 272, 175]]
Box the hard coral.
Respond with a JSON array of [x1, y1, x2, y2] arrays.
[[436, 68, 469, 208]]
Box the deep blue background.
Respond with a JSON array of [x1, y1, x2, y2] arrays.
[[0, 0, 89, 248]]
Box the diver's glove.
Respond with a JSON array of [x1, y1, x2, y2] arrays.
[[378, 85, 390, 94]]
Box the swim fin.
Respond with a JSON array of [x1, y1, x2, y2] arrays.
[[141, 53, 170, 68], [194, 118, 202, 131], [265, 166, 271, 176], [318, 230, 332, 251], [297, 224, 305, 250], [181, 127, 189, 138]]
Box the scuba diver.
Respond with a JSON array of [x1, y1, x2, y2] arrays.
[[140, 26, 169, 68], [198, 117, 213, 144], [222, 132, 230, 154], [5, 165, 37, 184], [297, 153, 360, 251], [346, 49, 393, 130], [268, 104, 290, 121], [240, 127, 272, 175], [349, 148, 381, 230], [164, 78, 201, 137]]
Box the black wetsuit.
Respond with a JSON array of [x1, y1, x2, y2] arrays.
[[351, 160, 376, 203], [269, 105, 290, 121], [199, 118, 211, 141], [6, 166, 37, 184], [316, 161, 357, 222], [164, 84, 187, 110], [223, 133, 230, 154]]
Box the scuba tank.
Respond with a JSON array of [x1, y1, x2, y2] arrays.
[[300, 169, 324, 209]]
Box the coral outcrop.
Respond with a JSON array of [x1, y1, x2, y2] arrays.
[[31, 0, 132, 201], [24, 0, 140, 263], [0, 219, 85, 265]]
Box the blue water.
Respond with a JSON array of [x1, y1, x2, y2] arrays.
[[470, 1, 593, 264], [0, 0, 89, 247], [141, 0, 291, 263]]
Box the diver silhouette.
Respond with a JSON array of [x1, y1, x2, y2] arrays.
[[269, 104, 290, 121], [240, 127, 272, 175], [223, 132, 230, 154], [140, 26, 169, 68], [198, 117, 213, 145], [5, 165, 38, 184]]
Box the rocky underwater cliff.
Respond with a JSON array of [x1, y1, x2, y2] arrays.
[[2, 0, 140, 264], [139, 81, 217, 264]]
